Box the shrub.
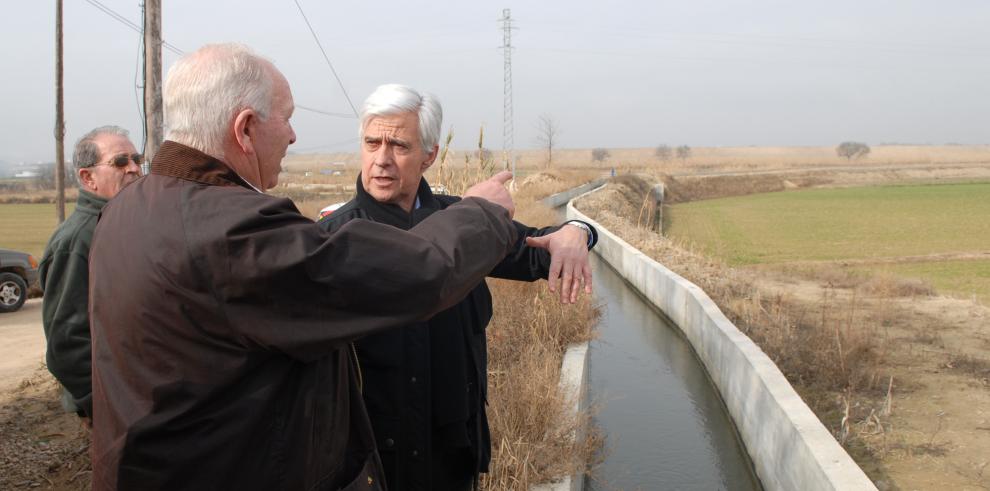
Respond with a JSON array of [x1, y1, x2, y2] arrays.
[[836, 142, 871, 160]]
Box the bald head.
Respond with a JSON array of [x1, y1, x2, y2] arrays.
[[164, 43, 276, 158]]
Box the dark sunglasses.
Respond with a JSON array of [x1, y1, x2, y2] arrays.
[[95, 153, 144, 168]]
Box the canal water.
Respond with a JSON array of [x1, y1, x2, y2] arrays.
[[585, 254, 761, 491]]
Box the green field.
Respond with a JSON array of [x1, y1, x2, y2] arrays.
[[0, 203, 75, 258], [667, 182, 990, 264], [666, 182, 990, 302]]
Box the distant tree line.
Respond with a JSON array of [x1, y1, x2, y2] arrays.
[[836, 141, 871, 160], [655, 144, 691, 162]]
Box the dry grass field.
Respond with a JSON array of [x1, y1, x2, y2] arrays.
[[283, 143, 990, 176]]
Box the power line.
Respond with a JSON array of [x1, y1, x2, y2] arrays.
[[291, 137, 360, 153], [84, 0, 357, 122], [83, 0, 183, 55], [296, 104, 356, 119], [292, 0, 359, 118]]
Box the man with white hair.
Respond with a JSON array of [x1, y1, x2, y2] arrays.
[[40, 125, 142, 424], [319, 84, 597, 490], [88, 44, 525, 490]]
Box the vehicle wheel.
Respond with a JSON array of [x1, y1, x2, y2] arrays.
[[0, 272, 27, 313]]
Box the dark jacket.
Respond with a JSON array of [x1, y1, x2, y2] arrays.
[[87, 141, 519, 491], [39, 189, 108, 418], [319, 177, 597, 490]]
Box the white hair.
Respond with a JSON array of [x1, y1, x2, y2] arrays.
[[359, 84, 442, 152], [164, 43, 274, 157]]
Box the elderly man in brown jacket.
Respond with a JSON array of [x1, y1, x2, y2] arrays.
[[88, 43, 524, 490]]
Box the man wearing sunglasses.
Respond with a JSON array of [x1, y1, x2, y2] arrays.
[[39, 125, 142, 425]]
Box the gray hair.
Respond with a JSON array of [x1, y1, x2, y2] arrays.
[[164, 43, 274, 157], [359, 84, 442, 152], [72, 125, 130, 169]]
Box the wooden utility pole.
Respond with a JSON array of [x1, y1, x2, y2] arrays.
[[143, 0, 163, 167], [54, 0, 66, 223]]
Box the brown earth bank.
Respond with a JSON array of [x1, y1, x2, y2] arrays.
[[574, 173, 990, 490], [658, 163, 990, 204]]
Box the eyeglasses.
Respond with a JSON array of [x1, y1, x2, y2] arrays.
[[94, 153, 144, 169]]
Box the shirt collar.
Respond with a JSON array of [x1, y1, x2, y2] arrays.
[[235, 172, 264, 193]]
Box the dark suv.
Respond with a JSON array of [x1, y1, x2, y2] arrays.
[[0, 248, 39, 313]]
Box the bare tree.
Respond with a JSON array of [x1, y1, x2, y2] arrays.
[[676, 145, 692, 161], [591, 148, 610, 163], [35, 164, 56, 190], [655, 144, 672, 162], [836, 141, 870, 160], [535, 114, 559, 168]]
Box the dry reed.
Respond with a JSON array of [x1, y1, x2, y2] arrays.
[[429, 131, 603, 489]]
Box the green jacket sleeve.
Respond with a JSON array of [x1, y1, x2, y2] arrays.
[[40, 248, 93, 417]]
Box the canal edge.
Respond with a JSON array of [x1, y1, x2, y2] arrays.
[[565, 185, 877, 491]]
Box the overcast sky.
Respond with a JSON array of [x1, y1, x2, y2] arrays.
[[2, 0, 988, 163]]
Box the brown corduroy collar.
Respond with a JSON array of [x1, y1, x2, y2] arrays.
[[150, 140, 254, 190]]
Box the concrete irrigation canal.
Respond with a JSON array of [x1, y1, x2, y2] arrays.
[[543, 181, 875, 490], [585, 254, 760, 490]]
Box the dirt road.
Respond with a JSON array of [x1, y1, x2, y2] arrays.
[[0, 299, 46, 395]]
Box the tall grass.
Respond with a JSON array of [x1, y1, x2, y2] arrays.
[[483, 184, 601, 489], [427, 129, 603, 488], [483, 279, 600, 489]]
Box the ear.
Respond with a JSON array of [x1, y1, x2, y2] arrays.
[[232, 108, 258, 155], [77, 167, 97, 193], [421, 144, 439, 172]]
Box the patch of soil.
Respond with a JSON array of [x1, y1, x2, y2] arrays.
[[0, 369, 91, 490], [756, 275, 990, 490]]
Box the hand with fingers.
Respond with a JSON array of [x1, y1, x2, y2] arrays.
[[525, 224, 593, 304], [463, 171, 515, 218]]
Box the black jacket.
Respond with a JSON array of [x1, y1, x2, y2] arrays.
[[319, 176, 596, 490]]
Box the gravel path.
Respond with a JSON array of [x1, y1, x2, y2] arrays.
[[0, 299, 47, 394]]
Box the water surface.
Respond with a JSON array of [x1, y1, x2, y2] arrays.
[[585, 255, 761, 491]]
